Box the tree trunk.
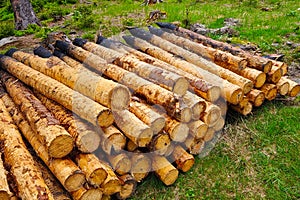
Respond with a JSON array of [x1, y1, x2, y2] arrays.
[[10, 0, 41, 30]]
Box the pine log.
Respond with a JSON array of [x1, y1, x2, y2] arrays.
[[113, 110, 153, 147], [215, 98, 228, 116], [267, 65, 282, 84], [246, 89, 265, 107], [271, 60, 288, 75], [0, 153, 13, 200], [0, 55, 113, 127], [171, 146, 195, 172], [281, 77, 300, 97], [182, 91, 207, 120], [71, 186, 102, 200], [129, 28, 253, 94], [1, 71, 74, 158], [13, 47, 130, 110], [54, 41, 178, 116], [152, 155, 179, 185], [156, 22, 273, 73], [173, 99, 193, 123], [123, 35, 243, 105], [184, 136, 205, 155], [0, 99, 54, 200], [203, 128, 216, 142], [107, 153, 132, 175], [115, 174, 137, 200], [149, 26, 248, 71], [148, 131, 171, 155], [198, 131, 222, 158], [34, 92, 100, 153], [164, 142, 175, 157], [200, 102, 221, 127], [129, 100, 166, 135], [188, 120, 208, 140], [261, 83, 278, 100], [230, 97, 253, 116], [99, 160, 122, 195], [98, 37, 222, 102], [73, 38, 189, 96], [101, 194, 111, 200], [130, 153, 151, 182], [101, 125, 127, 155], [239, 67, 266, 88], [276, 78, 290, 96], [0, 90, 86, 192], [126, 140, 138, 152], [213, 116, 225, 132]]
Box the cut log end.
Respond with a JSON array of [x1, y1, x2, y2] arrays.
[[162, 168, 179, 186], [262, 60, 273, 73], [207, 86, 221, 102], [267, 66, 282, 83], [173, 77, 189, 96], [243, 81, 254, 95], [253, 92, 265, 107], [179, 107, 192, 123], [137, 128, 153, 147], [102, 179, 121, 195], [261, 84, 277, 100], [255, 72, 267, 88], [49, 134, 74, 158], [179, 158, 195, 173], [110, 85, 131, 110], [204, 128, 215, 142], [277, 81, 290, 96], [224, 84, 243, 105], [290, 84, 300, 97], [89, 168, 109, 187], [171, 123, 189, 142], [78, 130, 101, 153], [97, 110, 114, 127], [151, 117, 166, 135], [71, 188, 102, 200], [64, 172, 86, 192], [0, 192, 11, 200]]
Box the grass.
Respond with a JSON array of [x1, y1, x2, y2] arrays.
[[0, 0, 299, 199]]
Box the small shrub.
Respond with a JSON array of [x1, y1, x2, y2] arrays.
[[0, 21, 15, 39]]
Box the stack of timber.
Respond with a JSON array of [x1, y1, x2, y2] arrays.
[[0, 22, 299, 200]]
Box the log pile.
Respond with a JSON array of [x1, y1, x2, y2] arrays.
[[0, 22, 299, 200]]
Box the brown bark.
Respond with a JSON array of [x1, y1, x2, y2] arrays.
[[0, 99, 54, 200], [0, 55, 113, 127], [115, 174, 137, 200], [246, 89, 265, 107], [1, 71, 74, 158], [0, 153, 13, 200], [171, 146, 195, 172], [130, 153, 151, 182], [152, 155, 178, 185]]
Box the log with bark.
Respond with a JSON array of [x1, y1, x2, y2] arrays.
[[0, 71, 74, 158], [156, 22, 272, 73], [230, 97, 253, 116], [276, 78, 290, 96], [200, 101, 222, 127], [267, 65, 282, 84], [97, 36, 221, 102], [54, 41, 178, 116], [148, 131, 171, 155], [129, 28, 253, 94], [122, 35, 243, 105], [115, 174, 137, 200], [0, 153, 13, 200], [184, 136, 205, 155], [182, 91, 207, 120], [0, 89, 86, 192], [73, 38, 189, 96], [0, 54, 114, 127]]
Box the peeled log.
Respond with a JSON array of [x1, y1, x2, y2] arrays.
[[0, 89, 86, 192], [12, 48, 130, 110], [99, 161, 122, 195], [281, 77, 300, 97], [129, 100, 165, 135], [130, 153, 151, 182], [152, 155, 179, 186], [271, 60, 288, 75], [126, 140, 138, 152], [149, 26, 248, 72], [261, 83, 278, 100], [182, 91, 207, 120], [98, 37, 222, 102], [113, 110, 153, 147], [184, 136, 205, 155], [230, 97, 253, 116], [213, 116, 225, 132], [0, 153, 13, 200], [116, 174, 137, 200], [74, 39, 189, 96], [148, 131, 171, 155], [276, 78, 290, 96], [0, 99, 54, 200], [155, 22, 273, 73], [239, 67, 266, 88], [171, 146, 195, 172], [203, 128, 216, 142], [123, 35, 243, 105], [71, 187, 102, 200], [267, 65, 282, 84], [101, 125, 127, 155], [0, 55, 113, 127], [246, 89, 265, 107], [1, 71, 74, 158], [188, 120, 208, 140], [107, 153, 132, 175], [129, 28, 253, 94], [35, 92, 100, 153], [200, 102, 221, 127]]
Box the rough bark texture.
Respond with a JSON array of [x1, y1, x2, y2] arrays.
[[0, 153, 13, 200]]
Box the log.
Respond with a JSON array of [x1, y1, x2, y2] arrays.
[[276, 78, 290, 96], [129, 100, 165, 135], [164, 142, 175, 157], [152, 155, 179, 186], [267, 65, 282, 84], [246, 89, 265, 107], [188, 120, 208, 140], [239, 67, 266, 88], [173, 100, 193, 123], [261, 83, 278, 100], [0, 90, 86, 192], [0, 153, 13, 200], [171, 146, 195, 172], [98, 37, 221, 102], [184, 136, 205, 155], [126, 140, 138, 152], [230, 97, 253, 116], [149, 26, 248, 71], [0, 99, 54, 200], [203, 128, 216, 142], [198, 131, 222, 158], [1, 71, 74, 158], [123, 35, 243, 105], [115, 174, 137, 200], [0, 55, 113, 127], [54, 41, 178, 116], [113, 110, 153, 147], [73, 38, 189, 96], [271, 60, 288, 75], [182, 91, 207, 120], [129, 28, 253, 94], [213, 116, 225, 132], [99, 160, 122, 195], [34, 92, 100, 153], [107, 153, 132, 175], [130, 153, 151, 182], [200, 102, 221, 127], [13, 47, 130, 110], [101, 125, 127, 155], [71, 186, 102, 200], [156, 22, 273, 73], [281, 77, 300, 97], [215, 98, 228, 116], [148, 131, 171, 155]]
